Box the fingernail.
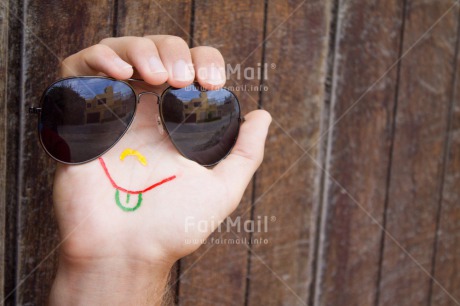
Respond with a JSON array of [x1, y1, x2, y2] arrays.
[[206, 66, 224, 85], [114, 57, 132, 70], [172, 59, 194, 81], [149, 56, 167, 74]]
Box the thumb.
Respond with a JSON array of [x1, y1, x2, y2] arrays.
[[213, 109, 271, 207]]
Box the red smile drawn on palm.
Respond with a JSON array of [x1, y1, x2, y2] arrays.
[[98, 157, 176, 194], [98, 157, 176, 212]]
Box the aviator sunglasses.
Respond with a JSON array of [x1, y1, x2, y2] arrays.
[[29, 76, 242, 166]]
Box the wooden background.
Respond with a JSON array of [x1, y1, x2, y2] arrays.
[[1, 0, 459, 305]]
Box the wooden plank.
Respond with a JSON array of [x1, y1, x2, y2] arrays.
[[115, 1, 192, 304], [0, 1, 8, 302], [379, 1, 459, 305], [246, 1, 330, 305], [177, 1, 265, 305], [312, 0, 404, 305], [117, 0, 191, 40], [15, 1, 115, 304], [431, 48, 460, 305], [430, 9, 460, 306], [3, 1, 23, 304]]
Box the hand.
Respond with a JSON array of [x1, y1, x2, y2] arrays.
[[48, 35, 271, 305]]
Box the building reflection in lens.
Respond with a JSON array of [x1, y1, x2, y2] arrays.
[[162, 86, 239, 165], [40, 78, 136, 163]]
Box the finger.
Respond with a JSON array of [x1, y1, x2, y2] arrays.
[[99, 36, 168, 85], [213, 109, 272, 208], [145, 35, 195, 88], [190, 46, 226, 90], [60, 44, 134, 78]]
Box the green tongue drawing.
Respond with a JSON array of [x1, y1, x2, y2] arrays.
[[115, 189, 143, 212]]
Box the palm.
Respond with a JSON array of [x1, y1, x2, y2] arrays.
[[52, 88, 231, 263]]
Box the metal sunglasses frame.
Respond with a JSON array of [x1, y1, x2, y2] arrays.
[[29, 76, 244, 167]]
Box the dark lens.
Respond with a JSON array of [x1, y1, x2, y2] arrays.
[[39, 77, 136, 163], [161, 84, 241, 166]]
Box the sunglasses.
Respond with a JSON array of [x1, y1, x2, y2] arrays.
[[29, 76, 242, 166]]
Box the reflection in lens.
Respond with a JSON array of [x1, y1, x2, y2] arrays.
[[161, 84, 240, 165], [39, 77, 136, 163]]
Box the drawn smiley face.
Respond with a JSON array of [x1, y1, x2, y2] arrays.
[[99, 148, 176, 212]]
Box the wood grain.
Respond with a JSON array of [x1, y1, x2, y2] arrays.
[[177, 1, 265, 305], [428, 4, 460, 304], [379, 1, 459, 305], [116, 0, 191, 40], [0, 1, 8, 302], [431, 39, 460, 305], [15, 1, 115, 304], [313, 0, 404, 305], [246, 1, 330, 305], [2, 1, 23, 305]]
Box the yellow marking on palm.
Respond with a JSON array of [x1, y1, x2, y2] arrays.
[[120, 148, 148, 166]]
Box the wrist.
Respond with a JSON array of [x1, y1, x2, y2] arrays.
[[49, 254, 173, 306]]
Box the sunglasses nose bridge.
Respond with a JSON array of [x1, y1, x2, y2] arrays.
[[138, 91, 161, 103], [137, 91, 165, 136]]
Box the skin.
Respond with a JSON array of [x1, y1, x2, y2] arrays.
[[100, 149, 176, 211], [49, 35, 271, 305]]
